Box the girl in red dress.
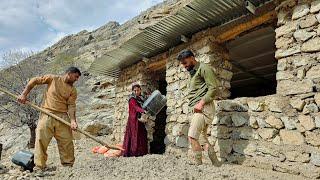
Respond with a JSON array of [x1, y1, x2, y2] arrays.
[[122, 84, 148, 157]]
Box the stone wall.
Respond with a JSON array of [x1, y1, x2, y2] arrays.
[[212, 96, 320, 178], [275, 0, 320, 96]]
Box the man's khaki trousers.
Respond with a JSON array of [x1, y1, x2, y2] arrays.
[[34, 112, 74, 168], [188, 102, 214, 145]]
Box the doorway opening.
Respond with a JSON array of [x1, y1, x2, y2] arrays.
[[226, 27, 277, 98], [149, 69, 167, 154]]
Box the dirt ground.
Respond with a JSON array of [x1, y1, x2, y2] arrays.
[[0, 136, 310, 180]]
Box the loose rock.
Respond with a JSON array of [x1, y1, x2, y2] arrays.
[[280, 130, 305, 145]]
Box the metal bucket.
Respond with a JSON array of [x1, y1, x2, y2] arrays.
[[143, 90, 167, 116], [11, 150, 35, 171]]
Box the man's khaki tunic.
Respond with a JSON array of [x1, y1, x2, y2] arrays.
[[187, 62, 219, 144], [28, 74, 77, 168]]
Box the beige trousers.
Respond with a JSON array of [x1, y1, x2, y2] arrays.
[[188, 103, 214, 145], [34, 112, 74, 168]]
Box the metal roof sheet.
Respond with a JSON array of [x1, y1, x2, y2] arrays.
[[89, 0, 271, 77]]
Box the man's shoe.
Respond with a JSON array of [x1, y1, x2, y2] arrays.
[[33, 166, 56, 177], [33, 166, 45, 177], [188, 151, 203, 165], [207, 145, 221, 166]]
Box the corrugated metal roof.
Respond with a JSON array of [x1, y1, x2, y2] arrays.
[[89, 0, 271, 77]]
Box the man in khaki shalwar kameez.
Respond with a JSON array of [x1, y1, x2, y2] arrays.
[[18, 67, 81, 170]]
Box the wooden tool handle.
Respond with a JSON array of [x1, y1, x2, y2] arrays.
[[0, 87, 121, 150]]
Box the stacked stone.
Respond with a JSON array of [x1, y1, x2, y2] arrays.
[[276, 0, 320, 95], [164, 42, 232, 151], [268, 0, 320, 177], [209, 100, 251, 163], [211, 94, 320, 178], [113, 61, 157, 144]]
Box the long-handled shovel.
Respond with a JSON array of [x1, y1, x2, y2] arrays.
[[0, 87, 121, 150]]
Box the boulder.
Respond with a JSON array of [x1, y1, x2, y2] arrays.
[[83, 121, 112, 136], [215, 100, 248, 112], [284, 151, 310, 163], [290, 98, 306, 111], [277, 58, 288, 71], [177, 114, 188, 123], [276, 37, 294, 49], [311, 152, 320, 166], [298, 115, 316, 130], [303, 103, 319, 114], [293, 29, 316, 42], [281, 116, 297, 130], [265, 116, 284, 129], [305, 130, 320, 146], [247, 101, 264, 112], [315, 93, 320, 106], [232, 127, 253, 140], [315, 114, 320, 128], [211, 126, 232, 139], [275, 21, 298, 38], [232, 140, 251, 155], [256, 117, 271, 128], [311, 0, 320, 13], [214, 139, 233, 157], [306, 65, 320, 79], [231, 113, 248, 127], [280, 130, 305, 145], [249, 116, 259, 129], [297, 68, 306, 79], [272, 135, 281, 145], [258, 128, 278, 140], [265, 96, 289, 112], [299, 15, 318, 28], [277, 80, 313, 95], [275, 45, 301, 59], [175, 136, 189, 148], [216, 114, 232, 126], [276, 71, 294, 80], [172, 124, 189, 136], [302, 37, 320, 52], [292, 4, 310, 20], [277, 10, 289, 25]]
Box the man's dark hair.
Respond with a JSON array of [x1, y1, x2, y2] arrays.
[[66, 67, 81, 76], [132, 84, 141, 91], [177, 49, 194, 61]]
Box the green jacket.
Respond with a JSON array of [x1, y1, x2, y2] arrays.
[[188, 62, 219, 107]]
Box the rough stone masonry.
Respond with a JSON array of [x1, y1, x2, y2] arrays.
[[111, 0, 320, 178]]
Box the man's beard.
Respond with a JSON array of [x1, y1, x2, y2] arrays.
[[67, 79, 75, 85], [186, 64, 194, 72]]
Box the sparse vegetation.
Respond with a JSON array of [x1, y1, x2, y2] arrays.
[[0, 50, 43, 148]]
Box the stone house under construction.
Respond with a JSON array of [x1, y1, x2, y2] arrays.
[[89, 0, 320, 178]]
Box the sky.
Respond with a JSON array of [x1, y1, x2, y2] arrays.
[[0, 0, 163, 68]]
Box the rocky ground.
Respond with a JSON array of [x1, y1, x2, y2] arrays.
[[0, 136, 310, 180]]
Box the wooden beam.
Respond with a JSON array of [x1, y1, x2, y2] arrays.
[[148, 58, 167, 72], [216, 11, 276, 43]]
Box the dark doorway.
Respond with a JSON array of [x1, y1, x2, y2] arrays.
[[226, 27, 277, 98], [150, 75, 167, 154]]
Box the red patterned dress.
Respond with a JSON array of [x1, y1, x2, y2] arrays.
[[122, 97, 148, 157]]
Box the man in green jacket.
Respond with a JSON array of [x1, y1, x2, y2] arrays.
[[177, 49, 219, 165]]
